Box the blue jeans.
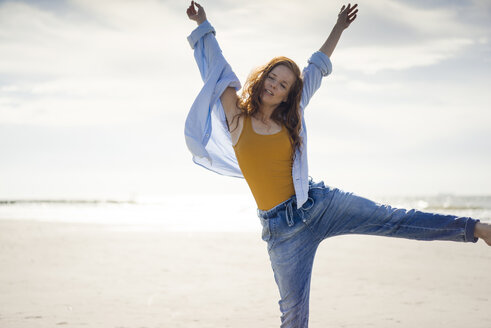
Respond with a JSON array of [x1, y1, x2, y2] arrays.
[[256, 177, 480, 328]]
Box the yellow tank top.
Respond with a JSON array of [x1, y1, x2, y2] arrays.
[[233, 115, 295, 210]]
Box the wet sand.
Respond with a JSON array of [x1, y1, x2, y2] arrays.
[[0, 219, 489, 327]]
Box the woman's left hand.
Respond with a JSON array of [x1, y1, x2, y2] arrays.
[[336, 3, 358, 30]]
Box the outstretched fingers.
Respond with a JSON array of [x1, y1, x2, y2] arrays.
[[339, 3, 358, 25], [349, 3, 358, 12], [348, 9, 358, 22], [340, 3, 358, 14]]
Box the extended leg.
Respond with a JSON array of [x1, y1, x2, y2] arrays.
[[308, 187, 479, 242]]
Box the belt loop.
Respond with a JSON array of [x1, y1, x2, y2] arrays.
[[285, 201, 294, 227], [299, 208, 306, 222]]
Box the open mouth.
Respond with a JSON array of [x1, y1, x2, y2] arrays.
[[265, 89, 274, 96]]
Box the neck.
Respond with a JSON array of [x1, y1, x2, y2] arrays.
[[257, 104, 277, 122]]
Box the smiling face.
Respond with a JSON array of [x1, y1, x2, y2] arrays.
[[238, 56, 304, 161], [261, 64, 297, 106]]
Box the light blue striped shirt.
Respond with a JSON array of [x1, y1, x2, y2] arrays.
[[185, 20, 332, 209]]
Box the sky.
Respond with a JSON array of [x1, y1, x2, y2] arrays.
[[0, 0, 490, 201]]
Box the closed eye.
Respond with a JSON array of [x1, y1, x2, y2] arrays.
[[268, 75, 286, 89]]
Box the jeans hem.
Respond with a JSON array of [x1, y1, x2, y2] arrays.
[[465, 218, 480, 243]]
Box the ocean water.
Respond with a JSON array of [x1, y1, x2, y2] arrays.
[[0, 194, 259, 232], [0, 193, 490, 232]]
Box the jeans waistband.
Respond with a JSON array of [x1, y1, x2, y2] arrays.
[[257, 176, 316, 223], [257, 194, 297, 220], [257, 193, 315, 228]]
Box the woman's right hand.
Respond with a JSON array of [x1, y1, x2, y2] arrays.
[[186, 1, 207, 25]]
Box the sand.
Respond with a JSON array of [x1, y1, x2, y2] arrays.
[[0, 219, 489, 327]]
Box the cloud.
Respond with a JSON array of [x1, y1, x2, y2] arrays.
[[335, 37, 474, 74], [0, 0, 489, 127], [367, 0, 469, 36], [208, 0, 488, 75], [0, 0, 185, 77], [332, 0, 488, 73], [0, 0, 192, 126]]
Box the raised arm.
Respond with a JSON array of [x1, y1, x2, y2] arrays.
[[319, 3, 358, 57], [186, 1, 235, 82], [187, 1, 241, 132], [186, 1, 218, 82], [300, 4, 358, 110]]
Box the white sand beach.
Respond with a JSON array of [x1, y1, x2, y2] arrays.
[[0, 219, 489, 328]]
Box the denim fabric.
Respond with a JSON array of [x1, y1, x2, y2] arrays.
[[257, 177, 480, 328]]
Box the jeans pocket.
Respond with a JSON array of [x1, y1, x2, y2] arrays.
[[260, 216, 279, 252], [259, 217, 271, 242]]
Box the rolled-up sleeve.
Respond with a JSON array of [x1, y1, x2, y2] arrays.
[[307, 51, 333, 76], [187, 20, 215, 49], [300, 51, 333, 109]]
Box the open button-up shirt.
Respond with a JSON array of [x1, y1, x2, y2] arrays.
[[185, 20, 332, 209]]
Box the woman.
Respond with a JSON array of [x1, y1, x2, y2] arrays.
[[185, 1, 491, 327]]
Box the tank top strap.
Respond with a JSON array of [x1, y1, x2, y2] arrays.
[[244, 114, 251, 129], [243, 114, 253, 135]]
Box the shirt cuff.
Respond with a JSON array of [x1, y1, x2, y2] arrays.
[[187, 20, 216, 49], [308, 51, 333, 76]]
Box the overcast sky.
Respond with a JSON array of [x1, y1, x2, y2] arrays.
[[0, 0, 490, 200]]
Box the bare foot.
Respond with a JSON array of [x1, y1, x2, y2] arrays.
[[474, 222, 491, 246]]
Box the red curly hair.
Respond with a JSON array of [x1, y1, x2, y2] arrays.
[[229, 56, 304, 162]]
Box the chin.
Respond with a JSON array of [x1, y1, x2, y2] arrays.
[[260, 96, 277, 106]]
